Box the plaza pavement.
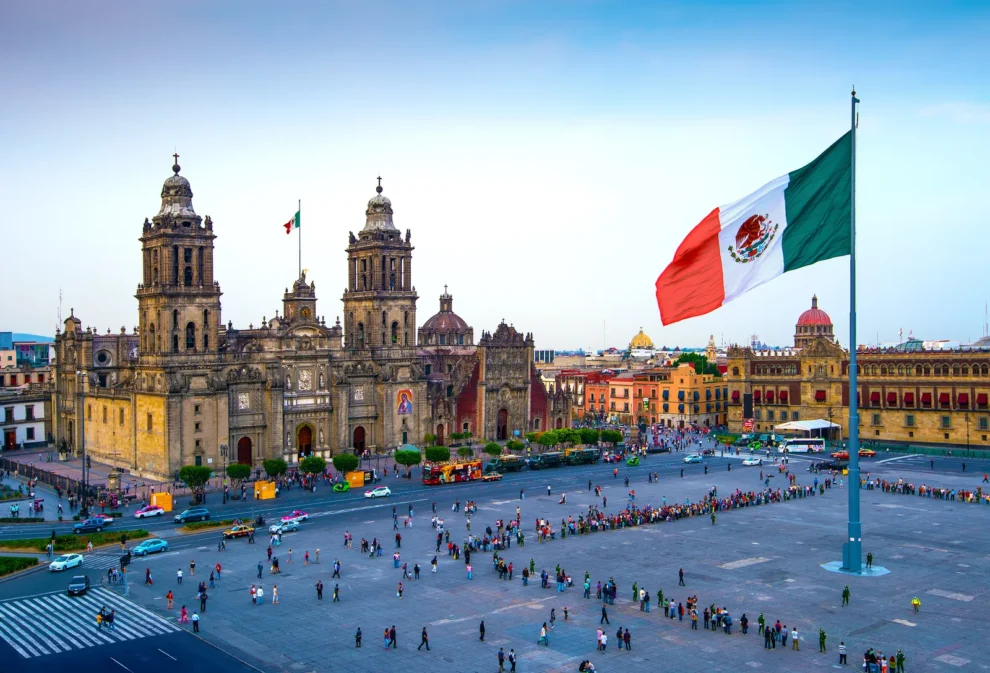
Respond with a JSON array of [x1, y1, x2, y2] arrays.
[[101, 453, 990, 673]]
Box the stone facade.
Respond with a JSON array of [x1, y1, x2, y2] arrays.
[[52, 161, 569, 478]]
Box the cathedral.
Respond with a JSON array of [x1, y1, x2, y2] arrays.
[[52, 160, 571, 478]]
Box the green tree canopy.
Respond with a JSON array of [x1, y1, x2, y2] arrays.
[[535, 430, 559, 449], [299, 455, 327, 475], [225, 463, 251, 484], [673, 352, 721, 377], [601, 429, 624, 446], [262, 458, 288, 479], [505, 439, 524, 453], [524, 432, 539, 444], [424, 446, 451, 463], [482, 442, 503, 458], [394, 448, 422, 477], [423, 433, 437, 445], [449, 432, 464, 443], [179, 466, 212, 503], [558, 428, 581, 446], [331, 453, 359, 474], [579, 427, 600, 445], [461, 431, 473, 441], [457, 446, 474, 458]]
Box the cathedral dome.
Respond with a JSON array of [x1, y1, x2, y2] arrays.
[[422, 310, 469, 332], [418, 287, 474, 346], [157, 159, 198, 221], [797, 295, 831, 326], [629, 328, 654, 350], [363, 179, 397, 232]]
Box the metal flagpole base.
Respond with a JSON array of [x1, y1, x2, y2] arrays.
[[822, 560, 890, 578]]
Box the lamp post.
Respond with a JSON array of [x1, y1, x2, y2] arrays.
[[75, 371, 89, 518], [964, 413, 970, 452], [220, 443, 228, 504], [827, 407, 834, 444]]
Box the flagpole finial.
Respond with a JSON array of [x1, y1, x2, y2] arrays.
[[376, 176, 383, 194], [851, 86, 856, 97]]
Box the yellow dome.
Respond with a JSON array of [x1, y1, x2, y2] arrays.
[[629, 327, 654, 350]]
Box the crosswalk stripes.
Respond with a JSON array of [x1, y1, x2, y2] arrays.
[[0, 586, 180, 658], [83, 554, 122, 570]]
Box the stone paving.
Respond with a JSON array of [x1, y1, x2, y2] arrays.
[[108, 455, 990, 672]]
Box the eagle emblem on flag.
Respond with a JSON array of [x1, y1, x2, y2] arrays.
[[728, 213, 779, 263]]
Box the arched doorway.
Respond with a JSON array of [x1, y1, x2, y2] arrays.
[[297, 426, 313, 457], [353, 426, 366, 455], [237, 436, 252, 465], [555, 417, 563, 429], [496, 409, 508, 441], [435, 424, 445, 446]]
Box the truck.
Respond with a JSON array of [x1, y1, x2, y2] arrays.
[[528, 451, 563, 470], [485, 455, 527, 473], [563, 447, 600, 466]]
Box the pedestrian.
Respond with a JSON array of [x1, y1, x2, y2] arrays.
[[179, 605, 189, 624], [842, 584, 850, 606], [316, 580, 323, 599], [166, 590, 174, 610], [418, 626, 430, 651], [190, 559, 195, 576], [390, 625, 397, 649], [866, 552, 873, 569], [384, 628, 391, 649], [839, 641, 847, 665], [550, 607, 556, 629], [191, 611, 200, 632], [333, 583, 340, 602], [508, 648, 517, 672], [480, 620, 486, 641], [397, 581, 404, 598], [601, 606, 610, 625], [304, 550, 309, 566], [257, 561, 263, 579], [432, 555, 438, 573], [819, 628, 827, 653], [333, 559, 341, 578], [538, 623, 549, 646], [679, 568, 685, 586], [896, 648, 905, 673], [600, 631, 607, 652], [355, 627, 362, 647], [177, 568, 183, 584], [792, 627, 800, 650], [256, 585, 264, 605], [466, 564, 473, 580], [498, 648, 505, 671], [624, 628, 631, 650]]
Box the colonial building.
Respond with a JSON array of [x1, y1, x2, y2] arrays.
[[52, 160, 570, 478], [727, 297, 990, 447]]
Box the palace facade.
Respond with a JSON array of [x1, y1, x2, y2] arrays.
[[727, 297, 990, 447], [52, 161, 570, 478]]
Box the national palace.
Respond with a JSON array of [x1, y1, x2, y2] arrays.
[[51, 160, 570, 478], [727, 297, 990, 447]]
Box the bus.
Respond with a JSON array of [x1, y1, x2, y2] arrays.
[[422, 459, 482, 485], [777, 438, 825, 454]]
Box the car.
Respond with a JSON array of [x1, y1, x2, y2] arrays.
[[858, 449, 876, 458], [280, 510, 309, 523], [626, 456, 640, 466], [830, 449, 875, 460], [481, 472, 503, 482], [132, 538, 169, 556], [269, 520, 300, 535], [364, 486, 392, 498], [174, 507, 211, 523], [93, 513, 116, 523], [332, 482, 350, 493], [742, 456, 763, 467], [67, 574, 91, 596], [683, 455, 703, 464], [813, 459, 846, 471], [50, 553, 84, 572], [73, 518, 108, 533], [222, 524, 255, 539], [134, 505, 165, 519]]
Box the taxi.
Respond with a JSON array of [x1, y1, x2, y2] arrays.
[[222, 524, 255, 539]]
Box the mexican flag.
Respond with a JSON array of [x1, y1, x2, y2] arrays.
[[655, 132, 852, 325], [283, 210, 300, 234]]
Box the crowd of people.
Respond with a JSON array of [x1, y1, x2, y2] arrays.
[[861, 476, 989, 504]]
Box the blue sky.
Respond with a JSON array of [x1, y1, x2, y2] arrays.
[[2, 1, 988, 351]]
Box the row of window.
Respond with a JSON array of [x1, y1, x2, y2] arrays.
[[737, 363, 990, 378], [3, 405, 37, 422], [0, 372, 45, 386], [866, 414, 990, 431], [753, 410, 799, 422]]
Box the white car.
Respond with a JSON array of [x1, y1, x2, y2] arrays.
[[269, 520, 300, 535], [133, 505, 165, 518], [50, 553, 84, 572], [364, 486, 392, 498], [683, 454, 703, 464], [742, 456, 763, 467]]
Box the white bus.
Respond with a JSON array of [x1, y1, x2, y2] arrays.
[[777, 438, 825, 454]]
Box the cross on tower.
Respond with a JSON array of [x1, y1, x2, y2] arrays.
[[377, 176, 382, 188], [444, 284, 448, 294], [173, 152, 180, 165]]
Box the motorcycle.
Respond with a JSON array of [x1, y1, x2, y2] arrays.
[[255, 515, 266, 527]]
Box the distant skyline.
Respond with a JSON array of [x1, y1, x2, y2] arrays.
[[2, 1, 988, 351]]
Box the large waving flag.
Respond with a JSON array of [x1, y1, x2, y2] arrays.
[[283, 210, 300, 234], [656, 132, 852, 325]]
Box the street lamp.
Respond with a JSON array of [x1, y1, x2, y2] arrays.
[[964, 413, 970, 452], [220, 443, 228, 504], [75, 371, 89, 518], [827, 407, 834, 444]]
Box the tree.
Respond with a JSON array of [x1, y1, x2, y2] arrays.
[[332, 453, 359, 474], [457, 446, 474, 458], [299, 455, 327, 477], [449, 432, 464, 445], [482, 442, 503, 459], [505, 439, 524, 453], [424, 446, 451, 463], [558, 428, 581, 446], [462, 431, 473, 442], [536, 431, 559, 450], [262, 458, 288, 480], [674, 352, 721, 377], [394, 448, 422, 478], [579, 427, 600, 445], [423, 433, 437, 445], [225, 463, 251, 488], [601, 429, 624, 446], [525, 432, 539, 444], [179, 465, 213, 504]]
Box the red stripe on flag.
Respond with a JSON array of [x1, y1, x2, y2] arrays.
[[655, 208, 725, 326], [284, 219, 293, 234]]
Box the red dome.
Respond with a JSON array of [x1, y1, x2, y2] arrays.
[[422, 311, 469, 332], [797, 295, 831, 326]]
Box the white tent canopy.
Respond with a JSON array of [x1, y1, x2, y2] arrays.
[[774, 419, 840, 433]]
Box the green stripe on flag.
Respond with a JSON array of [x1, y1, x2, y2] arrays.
[[781, 131, 852, 272]]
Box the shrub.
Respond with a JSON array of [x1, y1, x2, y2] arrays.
[[0, 556, 38, 577], [0, 530, 150, 553], [483, 442, 503, 458], [183, 519, 236, 531]]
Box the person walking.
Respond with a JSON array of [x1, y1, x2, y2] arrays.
[[397, 582, 404, 599], [166, 590, 174, 609], [355, 627, 362, 647], [384, 627, 391, 649], [601, 605, 610, 624], [498, 648, 506, 671], [679, 568, 685, 586], [333, 583, 340, 602], [315, 579, 323, 599], [842, 585, 851, 606], [538, 623, 549, 646], [480, 620, 486, 641], [508, 648, 517, 672], [418, 626, 430, 651], [818, 628, 827, 653], [390, 625, 397, 649], [839, 641, 848, 665], [190, 559, 195, 576], [257, 561, 264, 579], [332, 559, 341, 578], [177, 568, 183, 584], [191, 611, 200, 633], [791, 627, 799, 650]]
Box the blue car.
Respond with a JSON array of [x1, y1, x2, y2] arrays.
[[132, 539, 169, 556]]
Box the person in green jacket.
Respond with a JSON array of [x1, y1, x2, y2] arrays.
[[818, 628, 827, 653], [632, 582, 638, 602], [757, 613, 765, 635], [842, 585, 850, 606], [896, 649, 905, 673]]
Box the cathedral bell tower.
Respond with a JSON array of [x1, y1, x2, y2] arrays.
[[342, 179, 417, 349], [136, 156, 222, 359]]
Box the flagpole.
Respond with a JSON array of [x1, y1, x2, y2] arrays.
[[843, 87, 863, 573], [298, 199, 302, 280]]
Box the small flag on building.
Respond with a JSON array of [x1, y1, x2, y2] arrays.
[[655, 132, 852, 326], [283, 210, 300, 235]]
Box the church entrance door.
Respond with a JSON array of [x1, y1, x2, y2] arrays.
[[435, 424, 445, 446], [496, 409, 508, 441], [353, 426, 366, 455], [297, 426, 313, 457], [237, 436, 252, 465]]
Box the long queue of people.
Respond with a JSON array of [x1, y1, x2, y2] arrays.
[[861, 477, 989, 504]]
